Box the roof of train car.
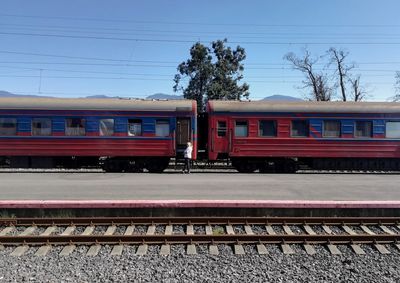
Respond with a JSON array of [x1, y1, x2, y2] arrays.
[[0, 97, 196, 112], [208, 100, 400, 113]]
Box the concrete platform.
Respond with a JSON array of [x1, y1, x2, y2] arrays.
[[0, 172, 399, 201], [0, 172, 399, 217]]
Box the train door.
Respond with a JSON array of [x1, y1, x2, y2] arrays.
[[176, 117, 191, 157], [214, 118, 229, 155]]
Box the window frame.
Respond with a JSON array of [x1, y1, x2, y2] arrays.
[[354, 120, 373, 138], [291, 120, 309, 138], [155, 119, 170, 137], [385, 121, 400, 138], [258, 120, 277, 137], [322, 120, 341, 138], [99, 118, 115, 136], [217, 121, 227, 137], [32, 117, 52, 136], [0, 117, 17, 136], [127, 119, 142, 136], [65, 118, 86, 136], [235, 120, 248, 137]]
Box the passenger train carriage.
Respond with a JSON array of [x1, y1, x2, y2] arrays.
[[0, 98, 197, 172], [1, 97, 400, 173], [206, 100, 400, 173]]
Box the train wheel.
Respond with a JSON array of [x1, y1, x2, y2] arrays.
[[233, 161, 257, 173]]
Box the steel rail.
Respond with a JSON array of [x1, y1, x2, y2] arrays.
[[0, 234, 399, 246], [1, 217, 399, 226]]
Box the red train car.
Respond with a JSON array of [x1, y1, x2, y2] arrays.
[[207, 100, 400, 172], [0, 97, 197, 172]]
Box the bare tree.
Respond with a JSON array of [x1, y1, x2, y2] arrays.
[[327, 48, 354, 101], [284, 50, 331, 101], [349, 75, 367, 101]]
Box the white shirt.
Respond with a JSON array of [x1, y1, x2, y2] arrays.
[[184, 146, 193, 159]]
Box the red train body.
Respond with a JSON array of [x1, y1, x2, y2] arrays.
[[1, 97, 400, 172]]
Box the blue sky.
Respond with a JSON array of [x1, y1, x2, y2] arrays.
[[1, 0, 400, 101]]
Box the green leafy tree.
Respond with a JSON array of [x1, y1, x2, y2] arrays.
[[174, 39, 249, 111]]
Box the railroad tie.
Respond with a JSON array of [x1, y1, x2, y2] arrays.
[[256, 244, 268, 255], [303, 225, 316, 235], [124, 225, 135, 235], [209, 245, 219, 255], [111, 225, 134, 256], [205, 225, 213, 235], [244, 225, 254, 235], [81, 226, 95, 236], [283, 225, 294, 235], [234, 244, 245, 255], [10, 245, 29, 257], [303, 244, 316, 255], [360, 225, 375, 235], [41, 226, 57, 236], [379, 225, 395, 235], [0, 227, 14, 250], [160, 244, 170, 255], [350, 244, 365, 255], [165, 225, 173, 235], [265, 225, 276, 235], [281, 243, 295, 254], [322, 225, 333, 234], [146, 225, 156, 235], [395, 244, 400, 252], [186, 244, 197, 255], [104, 225, 116, 236], [226, 225, 235, 235], [0, 227, 14, 236], [136, 244, 148, 255], [87, 244, 101, 256], [374, 244, 390, 254], [35, 245, 52, 257], [186, 225, 194, 235], [59, 226, 77, 256], [327, 244, 341, 255], [19, 226, 36, 236], [60, 226, 76, 236], [342, 225, 357, 235], [60, 245, 76, 256]]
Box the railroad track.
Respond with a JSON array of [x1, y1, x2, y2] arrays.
[[1, 217, 400, 256]]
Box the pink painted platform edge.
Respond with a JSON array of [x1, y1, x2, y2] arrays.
[[0, 200, 400, 209]]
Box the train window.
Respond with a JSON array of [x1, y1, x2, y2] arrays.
[[235, 121, 248, 137], [0, 118, 17, 136], [65, 118, 86, 136], [355, 121, 372, 138], [386, 122, 400, 138], [155, 120, 170, 137], [323, 120, 341, 137], [128, 119, 142, 136], [32, 118, 52, 136], [99, 119, 114, 136], [259, 120, 277, 137], [217, 121, 227, 137], [291, 120, 309, 137]]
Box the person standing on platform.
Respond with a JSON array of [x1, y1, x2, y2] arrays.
[[183, 142, 193, 173]]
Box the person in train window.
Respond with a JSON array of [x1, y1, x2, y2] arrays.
[[182, 141, 193, 174]]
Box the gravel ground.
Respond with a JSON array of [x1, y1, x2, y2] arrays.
[[0, 243, 399, 282]]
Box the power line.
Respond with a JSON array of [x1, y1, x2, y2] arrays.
[[0, 61, 398, 72], [1, 13, 400, 28], [2, 31, 400, 45]]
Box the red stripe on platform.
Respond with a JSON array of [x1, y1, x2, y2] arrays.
[[0, 200, 400, 209]]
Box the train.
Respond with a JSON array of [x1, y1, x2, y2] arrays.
[[1, 97, 400, 173]]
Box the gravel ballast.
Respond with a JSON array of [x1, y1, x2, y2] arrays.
[[0, 244, 399, 282]]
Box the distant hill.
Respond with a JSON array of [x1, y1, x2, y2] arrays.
[[0, 90, 51, 98], [146, 93, 184, 100], [261, 95, 303, 101]]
